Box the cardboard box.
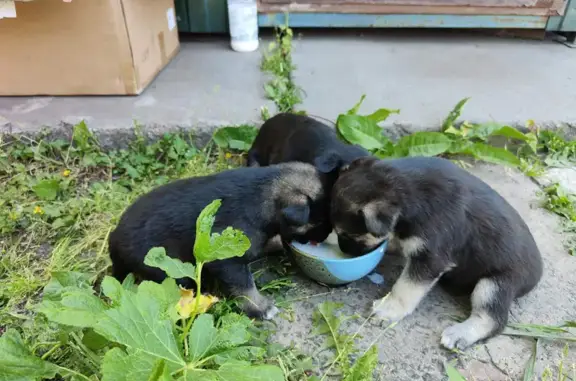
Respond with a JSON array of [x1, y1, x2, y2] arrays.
[[0, 0, 180, 95]]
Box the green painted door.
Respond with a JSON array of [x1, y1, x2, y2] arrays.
[[174, 0, 229, 33]]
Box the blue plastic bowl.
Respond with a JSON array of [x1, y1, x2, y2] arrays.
[[288, 239, 387, 286]]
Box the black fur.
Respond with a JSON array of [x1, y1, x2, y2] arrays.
[[109, 163, 332, 319], [331, 156, 543, 349], [247, 113, 370, 177]]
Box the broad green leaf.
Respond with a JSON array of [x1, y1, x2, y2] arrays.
[[194, 200, 222, 262], [336, 114, 389, 151], [213, 346, 265, 365], [193, 200, 251, 263], [466, 122, 528, 142], [444, 362, 467, 381], [37, 289, 107, 328], [0, 329, 60, 381], [195, 227, 251, 264], [102, 347, 173, 381], [488, 125, 530, 141], [394, 132, 452, 157], [95, 286, 186, 368], [212, 125, 259, 151], [33, 179, 60, 200], [184, 363, 284, 381], [346, 94, 366, 115], [122, 273, 138, 293], [447, 138, 473, 154], [366, 108, 400, 123], [442, 98, 469, 132], [188, 314, 218, 362], [42, 271, 93, 301], [202, 313, 252, 357], [343, 345, 378, 381], [187, 313, 259, 364], [133, 279, 181, 319], [465, 143, 520, 167], [102, 276, 124, 303], [82, 329, 110, 351], [144, 247, 196, 281]]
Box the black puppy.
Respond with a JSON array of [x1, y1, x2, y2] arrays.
[[109, 163, 332, 319], [331, 156, 543, 349], [247, 113, 369, 175]]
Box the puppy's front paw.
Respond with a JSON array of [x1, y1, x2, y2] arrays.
[[242, 296, 280, 320], [441, 323, 476, 350], [263, 305, 280, 320], [371, 295, 412, 322]]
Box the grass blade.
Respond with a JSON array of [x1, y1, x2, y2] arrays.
[[523, 339, 539, 381]]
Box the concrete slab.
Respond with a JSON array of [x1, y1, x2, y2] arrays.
[[272, 164, 576, 380], [1, 30, 575, 143], [292, 29, 576, 132], [0, 35, 273, 143]]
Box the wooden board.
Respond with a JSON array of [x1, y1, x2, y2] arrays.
[[258, 0, 567, 16]]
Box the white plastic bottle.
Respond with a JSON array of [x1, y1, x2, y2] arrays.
[[227, 0, 259, 52]]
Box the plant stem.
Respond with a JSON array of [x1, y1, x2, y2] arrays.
[[40, 343, 61, 360], [181, 261, 204, 345], [54, 365, 94, 381]]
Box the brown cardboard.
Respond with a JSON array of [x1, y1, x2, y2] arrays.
[[0, 0, 180, 95]]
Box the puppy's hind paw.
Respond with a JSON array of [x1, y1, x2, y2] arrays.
[[441, 323, 477, 350]]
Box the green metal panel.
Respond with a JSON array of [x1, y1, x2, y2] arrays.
[[187, 0, 229, 33], [559, 0, 576, 31], [259, 13, 549, 29], [174, 0, 190, 32]]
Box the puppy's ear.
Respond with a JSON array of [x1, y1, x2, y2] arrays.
[[313, 151, 341, 174], [281, 204, 310, 226], [360, 201, 390, 236], [341, 156, 378, 173]]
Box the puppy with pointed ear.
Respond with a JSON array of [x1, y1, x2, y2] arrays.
[[331, 156, 543, 351], [247, 113, 369, 175]]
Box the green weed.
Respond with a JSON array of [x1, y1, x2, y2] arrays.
[[261, 23, 303, 113], [1, 200, 284, 380], [540, 183, 576, 255], [337, 96, 536, 167]]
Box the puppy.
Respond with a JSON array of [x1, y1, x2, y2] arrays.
[[247, 113, 369, 176], [109, 162, 332, 319], [331, 156, 543, 349]]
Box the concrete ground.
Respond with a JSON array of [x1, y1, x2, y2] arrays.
[[272, 164, 576, 381], [2, 29, 576, 380], [1, 30, 575, 140]]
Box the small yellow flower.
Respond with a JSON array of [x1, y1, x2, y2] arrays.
[[33, 206, 44, 215], [176, 288, 219, 319], [62, 169, 71, 177], [225, 152, 232, 159]]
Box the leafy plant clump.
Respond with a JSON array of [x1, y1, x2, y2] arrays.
[[261, 23, 303, 114], [336, 95, 536, 167], [312, 302, 378, 381], [0, 200, 284, 381]]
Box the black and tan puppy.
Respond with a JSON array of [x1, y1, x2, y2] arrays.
[[109, 163, 332, 319], [247, 113, 369, 175], [331, 156, 543, 349]]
